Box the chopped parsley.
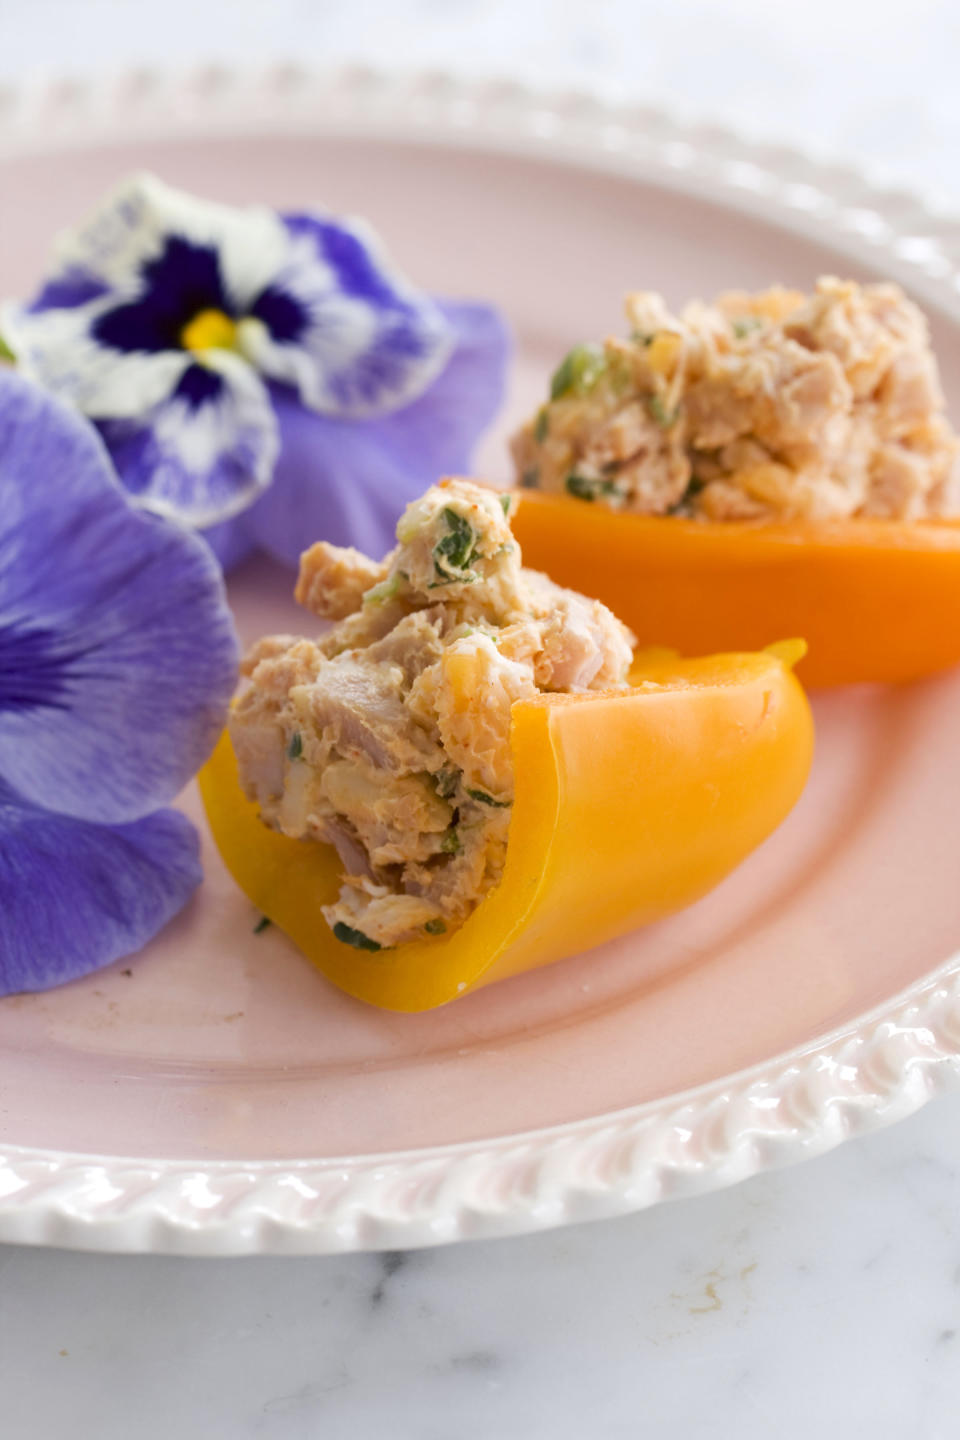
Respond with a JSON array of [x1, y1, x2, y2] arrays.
[[287, 731, 303, 760], [667, 475, 705, 515], [732, 316, 763, 339], [549, 342, 607, 401], [565, 473, 618, 502], [647, 394, 679, 428], [431, 507, 479, 585], [432, 767, 460, 799], [466, 788, 511, 808], [424, 918, 447, 935], [534, 407, 550, 443], [499, 493, 512, 516], [332, 922, 382, 952], [253, 915, 272, 935], [440, 828, 462, 855], [0, 335, 14, 363]]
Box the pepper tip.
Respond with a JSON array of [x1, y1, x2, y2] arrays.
[[764, 638, 808, 670]]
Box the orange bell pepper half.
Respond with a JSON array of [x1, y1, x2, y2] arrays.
[[511, 490, 960, 688], [199, 644, 813, 1012]]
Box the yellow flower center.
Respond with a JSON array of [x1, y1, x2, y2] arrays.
[[180, 308, 238, 355]]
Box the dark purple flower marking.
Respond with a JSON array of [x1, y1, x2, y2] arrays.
[[0, 623, 72, 712], [94, 236, 231, 353], [250, 286, 307, 345]]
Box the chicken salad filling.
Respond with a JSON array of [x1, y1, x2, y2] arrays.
[[512, 277, 960, 522], [230, 479, 635, 950]]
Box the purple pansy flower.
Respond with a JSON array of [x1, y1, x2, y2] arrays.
[[2, 175, 510, 569], [0, 370, 238, 993]]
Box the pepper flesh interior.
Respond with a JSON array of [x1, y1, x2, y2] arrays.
[[201, 643, 813, 1011]]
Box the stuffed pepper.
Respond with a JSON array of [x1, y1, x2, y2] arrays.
[[201, 479, 813, 1010], [511, 277, 960, 686]]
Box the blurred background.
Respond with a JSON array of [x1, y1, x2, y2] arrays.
[[0, 0, 957, 199]]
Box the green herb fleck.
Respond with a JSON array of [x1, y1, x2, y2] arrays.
[[466, 788, 511, 808], [521, 468, 540, 490], [666, 475, 705, 515], [424, 918, 447, 935], [253, 915, 272, 935], [0, 334, 14, 363], [287, 731, 303, 761], [364, 572, 401, 605], [534, 407, 550, 443], [440, 828, 462, 855], [647, 394, 679, 428], [432, 767, 460, 800], [630, 330, 656, 347], [332, 922, 382, 952], [549, 342, 607, 401], [564, 473, 617, 502], [732, 316, 763, 339], [432, 507, 479, 584], [499, 493, 512, 516]]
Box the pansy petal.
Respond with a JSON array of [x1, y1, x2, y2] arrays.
[[1, 295, 191, 418], [356, 299, 510, 477], [200, 513, 259, 572], [246, 300, 511, 564], [97, 349, 279, 527], [28, 268, 110, 313], [51, 173, 290, 311], [0, 784, 200, 995], [248, 397, 405, 561], [0, 371, 238, 823], [242, 212, 454, 418]]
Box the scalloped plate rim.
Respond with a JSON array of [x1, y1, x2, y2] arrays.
[[2, 63, 960, 1254]]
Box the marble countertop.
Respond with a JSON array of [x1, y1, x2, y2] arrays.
[[4, 1098, 960, 1437], [3, 1, 960, 1434]]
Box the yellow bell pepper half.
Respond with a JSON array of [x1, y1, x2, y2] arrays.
[[199, 645, 813, 1012], [511, 490, 960, 688]]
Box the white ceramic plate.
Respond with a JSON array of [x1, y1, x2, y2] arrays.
[[3, 67, 960, 1255]]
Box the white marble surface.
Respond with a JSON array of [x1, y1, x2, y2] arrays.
[[3, 1098, 960, 1437], [3, 1, 960, 1435]]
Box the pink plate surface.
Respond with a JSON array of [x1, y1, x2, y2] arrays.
[[2, 71, 960, 1252]]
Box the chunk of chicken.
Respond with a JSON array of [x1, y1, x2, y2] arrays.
[[230, 479, 635, 950], [295, 542, 389, 620]]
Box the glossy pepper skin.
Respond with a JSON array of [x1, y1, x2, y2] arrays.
[[511, 490, 960, 688], [199, 645, 813, 1012]]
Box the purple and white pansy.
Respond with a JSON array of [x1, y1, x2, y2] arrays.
[[2, 175, 509, 569], [0, 179, 508, 990], [0, 370, 238, 993]]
